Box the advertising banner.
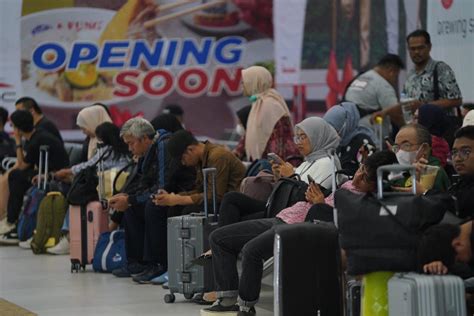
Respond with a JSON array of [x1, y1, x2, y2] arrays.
[[2, 0, 274, 140], [428, 0, 474, 102]]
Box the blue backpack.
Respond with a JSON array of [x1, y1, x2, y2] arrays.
[[245, 159, 273, 177], [17, 186, 45, 241], [93, 230, 127, 272]]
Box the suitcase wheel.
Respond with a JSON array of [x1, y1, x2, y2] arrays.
[[164, 293, 175, 304], [71, 263, 81, 273], [184, 293, 194, 300]]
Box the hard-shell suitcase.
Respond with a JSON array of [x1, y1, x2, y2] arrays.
[[388, 272, 466, 316], [165, 168, 218, 303], [347, 279, 361, 316], [69, 146, 109, 272], [273, 222, 344, 316]]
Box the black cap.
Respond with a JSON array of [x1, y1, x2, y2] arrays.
[[163, 104, 184, 116]]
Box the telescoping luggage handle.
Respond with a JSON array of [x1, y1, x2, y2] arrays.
[[37, 145, 49, 191], [376, 164, 417, 199], [329, 149, 338, 228], [202, 167, 217, 219]]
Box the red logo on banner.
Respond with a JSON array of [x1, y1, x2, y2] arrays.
[[0, 83, 12, 88], [441, 0, 453, 9]]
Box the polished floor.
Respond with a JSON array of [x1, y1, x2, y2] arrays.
[[0, 246, 274, 316]]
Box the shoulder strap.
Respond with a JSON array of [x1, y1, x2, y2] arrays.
[[433, 62, 440, 101], [156, 129, 171, 189], [112, 160, 135, 194]]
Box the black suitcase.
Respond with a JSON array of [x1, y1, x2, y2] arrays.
[[274, 222, 344, 316]]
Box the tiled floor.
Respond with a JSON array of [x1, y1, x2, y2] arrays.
[[0, 246, 274, 316]]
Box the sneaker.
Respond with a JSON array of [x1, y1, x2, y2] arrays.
[[132, 264, 166, 284], [18, 237, 33, 249], [162, 282, 169, 290], [46, 236, 69, 255], [112, 262, 147, 278], [0, 220, 15, 235], [200, 299, 239, 316], [150, 271, 168, 285], [237, 307, 256, 316], [0, 229, 19, 245]]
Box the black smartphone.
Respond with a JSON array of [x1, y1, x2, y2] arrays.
[[267, 153, 284, 164], [384, 136, 394, 146], [307, 174, 316, 185]]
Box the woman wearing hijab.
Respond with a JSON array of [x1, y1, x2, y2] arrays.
[[194, 117, 342, 305], [233, 66, 299, 163], [323, 102, 376, 176], [53, 105, 113, 182], [416, 104, 450, 167]]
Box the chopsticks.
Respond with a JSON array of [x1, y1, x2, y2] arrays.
[[144, 0, 229, 28], [156, 0, 200, 13]]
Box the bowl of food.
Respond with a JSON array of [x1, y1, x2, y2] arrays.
[[21, 3, 164, 108]]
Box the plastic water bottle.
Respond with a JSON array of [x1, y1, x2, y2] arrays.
[[400, 92, 414, 124]]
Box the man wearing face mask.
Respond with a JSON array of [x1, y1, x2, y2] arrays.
[[391, 123, 450, 192]]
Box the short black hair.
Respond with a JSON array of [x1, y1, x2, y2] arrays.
[[163, 104, 184, 117], [0, 106, 8, 125], [462, 103, 474, 111], [407, 29, 431, 45], [15, 97, 42, 114], [376, 53, 405, 70], [401, 123, 432, 146], [10, 110, 34, 133], [363, 150, 398, 182], [167, 130, 198, 159], [151, 113, 183, 133], [418, 224, 460, 269], [455, 126, 474, 141]]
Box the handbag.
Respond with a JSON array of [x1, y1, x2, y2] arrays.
[[67, 148, 111, 205], [240, 170, 276, 201], [335, 164, 454, 274]]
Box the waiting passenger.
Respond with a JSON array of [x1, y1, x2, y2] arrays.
[[233, 66, 299, 163], [0, 111, 69, 243]]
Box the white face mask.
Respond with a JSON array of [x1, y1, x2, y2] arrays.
[[396, 149, 417, 165], [235, 124, 245, 136]]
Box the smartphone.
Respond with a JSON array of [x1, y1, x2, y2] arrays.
[[267, 153, 283, 164], [307, 174, 316, 185], [416, 143, 430, 161], [384, 136, 394, 146]]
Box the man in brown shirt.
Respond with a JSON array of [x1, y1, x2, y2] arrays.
[[153, 130, 246, 210]]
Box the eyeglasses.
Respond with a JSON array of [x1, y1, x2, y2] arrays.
[[293, 134, 307, 144], [452, 148, 472, 160], [391, 142, 419, 153]]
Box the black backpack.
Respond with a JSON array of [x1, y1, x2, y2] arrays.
[[264, 174, 308, 218]]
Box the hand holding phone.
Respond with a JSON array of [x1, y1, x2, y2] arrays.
[[307, 174, 316, 185], [267, 153, 284, 165]]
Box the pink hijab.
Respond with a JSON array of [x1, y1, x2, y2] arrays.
[[243, 66, 292, 160]]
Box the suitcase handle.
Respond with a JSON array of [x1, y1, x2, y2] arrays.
[[38, 145, 49, 191], [202, 167, 217, 219]]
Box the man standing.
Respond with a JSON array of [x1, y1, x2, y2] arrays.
[[403, 30, 462, 112], [344, 54, 405, 137]]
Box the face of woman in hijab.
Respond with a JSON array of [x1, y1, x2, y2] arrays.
[[80, 127, 94, 138], [294, 128, 312, 157]]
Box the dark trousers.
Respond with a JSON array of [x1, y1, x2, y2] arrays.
[[209, 217, 285, 304], [123, 200, 169, 267], [218, 192, 266, 227], [7, 168, 36, 224]]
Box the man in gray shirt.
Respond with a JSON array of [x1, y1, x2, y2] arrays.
[[345, 54, 405, 138]]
